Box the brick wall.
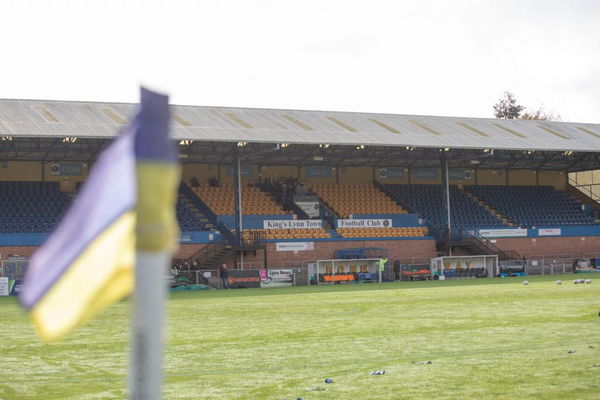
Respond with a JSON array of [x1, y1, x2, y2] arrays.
[[176, 244, 208, 259], [492, 236, 600, 258], [0, 246, 37, 259], [6, 236, 595, 270], [236, 239, 437, 268]]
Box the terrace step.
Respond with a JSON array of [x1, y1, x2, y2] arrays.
[[461, 188, 515, 227]]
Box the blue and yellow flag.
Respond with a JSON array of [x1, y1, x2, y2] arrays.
[[20, 88, 180, 341]]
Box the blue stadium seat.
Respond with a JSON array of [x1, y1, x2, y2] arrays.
[[465, 185, 596, 228], [385, 184, 507, 231], [0, 180, 211, 233]]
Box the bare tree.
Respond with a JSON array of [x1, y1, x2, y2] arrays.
[[493, 91, 525, 119], [521, 104, 562, 121]]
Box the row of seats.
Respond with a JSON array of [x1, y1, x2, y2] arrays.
[[0, 182, 71, 232], [0, 181, 65, 193], [191, 185, 289, 215], [386, 184, 506, 230], [337, 227, 428, 238], [242, 228, 331, 240], [466, 185, 595, 227], [1, 180, 596, 235], [241, 227, 429, 240], [309, 183, 406, 218], [0, 181, 211, 233]]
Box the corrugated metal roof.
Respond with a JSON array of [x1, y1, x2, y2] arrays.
[[0, 98, 598, 152]]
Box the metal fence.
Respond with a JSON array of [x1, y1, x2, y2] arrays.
[[236, 261, 263, 270], [0, 259, 28, 280], [2, 253, 596, 290], [523, 254, 585, 275]]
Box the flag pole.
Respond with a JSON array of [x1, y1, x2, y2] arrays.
[[130, 250, 169, 400], [128, 87, 180, 400]]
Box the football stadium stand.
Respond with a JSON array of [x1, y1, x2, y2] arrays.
[[309, 183, 406, 218], [385, 184, 506, 230], [465, 185, 596, 227], [0, 181, 70, 233], [1, 97, 600, 267], [191, 184, 289, 215]]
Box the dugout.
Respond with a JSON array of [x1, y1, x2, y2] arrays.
[[333, 247, 388, 259], [307, 258, 382, 285], [431, 255, 498, 279]]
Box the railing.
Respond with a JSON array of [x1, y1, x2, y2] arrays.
[[216, 222, 237, 246], [0, 259, 28, 280], [240, 229, 266, 248], [568, 175, 600, 201], [583, 251, 600, 258], [236, 261, 263, 269], [523, 258, 574, 275], [316, 199, 337, 230], [178, 240, 229, 267], [566, 182, 600, 215], [171, 269, 220, 288], [257, 182, 310, 219], [461, 230, 521, 261]]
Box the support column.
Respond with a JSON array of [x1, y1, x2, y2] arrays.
[[233, 153, 242, 248], [441, 154, 452, 255], [263, 248, 268, 269]]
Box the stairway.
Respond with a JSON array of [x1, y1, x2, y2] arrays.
[[566, 183, 600, 223], [460, 187, 514, 227], [200, 244, 234, 269], [177, 241, 234, 270], [451, 231, 520, 261], [180, 196, 214, 230]]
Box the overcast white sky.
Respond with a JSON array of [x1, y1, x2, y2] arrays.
[[1, 0, 599, 122]]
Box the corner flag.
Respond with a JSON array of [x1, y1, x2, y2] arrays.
[[19, 88, 180, 342]]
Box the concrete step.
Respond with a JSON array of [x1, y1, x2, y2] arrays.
[[462, 188, 513, 226]]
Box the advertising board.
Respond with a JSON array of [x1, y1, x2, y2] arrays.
[[0, 277, 8, 296], [264, 220, 322, 229], [295, 201, 320, 218], [304, 165, 332, 178], [276, 242, 314, 251], [260, 269, 293, 288], [538, 228, 561, 236], [226, 270, 261, 288], [337, 219, 392, 228], [478, 228, 527, 238]]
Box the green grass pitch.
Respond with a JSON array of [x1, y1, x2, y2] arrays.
[[1, 273, 599, 399]]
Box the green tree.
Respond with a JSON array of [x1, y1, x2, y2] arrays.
[[493, 91, 525, 119]]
